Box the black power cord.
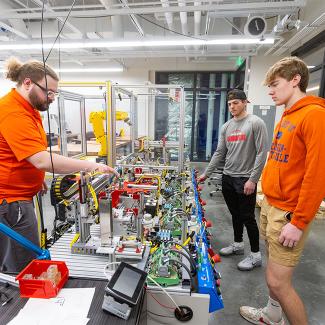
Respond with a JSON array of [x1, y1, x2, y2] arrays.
[[45, 0, 77, 63], [40, 0, 76, 243], [40, 0, 59, 243], [174, 305, 193, 322]]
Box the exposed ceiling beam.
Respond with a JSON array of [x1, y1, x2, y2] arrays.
[[0, 1, 306, 19], [99, 0, 124, 39], [0, 21, 29, 39], [223, 18, 243, 35], [0, 1, 30, 39], [29, 0, 83, 37], [119, 0, 145, 36]]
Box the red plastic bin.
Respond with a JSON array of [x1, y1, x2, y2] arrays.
[[16, 260, 69, 299]]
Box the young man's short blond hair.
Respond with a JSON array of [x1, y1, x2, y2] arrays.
[[263, 56, 309, 93]]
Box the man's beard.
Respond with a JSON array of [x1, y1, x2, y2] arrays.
[[29, 89, 51, 112]]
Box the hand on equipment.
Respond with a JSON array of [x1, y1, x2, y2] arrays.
[[197, 174, 207, 183], [91, 163, 120, 178]]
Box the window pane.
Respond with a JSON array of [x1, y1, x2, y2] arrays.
[[307, 68, 322, 96], [168, 73, 194, 88], [197, 72, 222, 88], [64, 99, 83, 157], [193, 91, 224, 160], [41, 99, 60, 154]]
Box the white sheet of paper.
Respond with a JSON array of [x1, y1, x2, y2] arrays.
[[8, 288, 95, 325]]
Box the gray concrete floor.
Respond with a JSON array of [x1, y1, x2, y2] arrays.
[[191, 163, 325, 325], [41, 166, 325, 324]]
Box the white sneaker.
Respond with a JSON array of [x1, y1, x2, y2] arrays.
[[219, 243, 244, 256], [240, 306, 285, 325], [237, 253, 262, 271]]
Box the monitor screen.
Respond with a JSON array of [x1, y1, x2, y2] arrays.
[[112, 267, 141, 298]]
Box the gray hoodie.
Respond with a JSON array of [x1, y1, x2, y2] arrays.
[[204, 114, 268, 183]]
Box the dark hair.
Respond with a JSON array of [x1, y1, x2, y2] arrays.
[[227, 89, 248, 101]]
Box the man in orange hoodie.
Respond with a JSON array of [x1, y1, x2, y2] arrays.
[[240, 57, 325, 325]]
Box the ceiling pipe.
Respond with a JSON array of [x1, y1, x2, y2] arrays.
[[178, 0, 188, 35], [0, 1, 306, 18], [99, 0, 124, 38], [194, 1, 201, 37], [160, 0, 174, 31]]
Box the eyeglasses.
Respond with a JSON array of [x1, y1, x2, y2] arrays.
[[32, 80, 59, 98]]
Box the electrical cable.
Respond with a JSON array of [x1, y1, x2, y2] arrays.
[[168, 249, 196, 275], [73, 12, 204, 41], [40, 0, 79, 243], [45, 0, 77, 63], [147, 310, 174, 318], [167, 240, 196, 271], [146, 290, 175, 310], [136, 14, 204, 40], [103, 261, 121, 280], [40, 0, 60, 244], [169, 258, 194, 290], [146, 274, 181, 313]]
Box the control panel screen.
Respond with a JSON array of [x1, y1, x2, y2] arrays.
[[112, 267, 141, 297]]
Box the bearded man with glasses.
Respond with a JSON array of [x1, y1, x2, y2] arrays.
[[0, 57, 119, 272]]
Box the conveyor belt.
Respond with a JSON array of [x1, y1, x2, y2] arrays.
[[49, 225, 149, 280]]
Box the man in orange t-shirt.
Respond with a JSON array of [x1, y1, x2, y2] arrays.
[[0, 57, 118, 272], [240, 58, 325, 325]]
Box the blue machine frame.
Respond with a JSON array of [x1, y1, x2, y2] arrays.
[[0, 223, 51, 260], [192, 170, 224, 312]]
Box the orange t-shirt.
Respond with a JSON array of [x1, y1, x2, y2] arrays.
[[0, 89, 47, 203]]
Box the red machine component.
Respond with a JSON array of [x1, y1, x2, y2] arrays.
[[134, 167, 142, 174], [212, 254, 221, 263], [205, 220, 213, 228]]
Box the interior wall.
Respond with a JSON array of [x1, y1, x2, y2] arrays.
[[247, 55, 285, 129]]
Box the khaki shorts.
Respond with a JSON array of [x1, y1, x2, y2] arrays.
[[260, 198, 311, 267]]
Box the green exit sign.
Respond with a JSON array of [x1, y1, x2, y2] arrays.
[[236, 56, 245, 67]]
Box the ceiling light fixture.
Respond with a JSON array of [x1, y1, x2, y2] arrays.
[[55, 68, 124, 73], [0, 67, 124, 73], [0, 37, 275, 51]]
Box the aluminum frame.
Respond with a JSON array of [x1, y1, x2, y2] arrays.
[[110, 84, 185, 172], [57, 90, 87, 158]]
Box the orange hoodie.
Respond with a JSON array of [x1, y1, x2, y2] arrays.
[[262, 96, 325, 230]]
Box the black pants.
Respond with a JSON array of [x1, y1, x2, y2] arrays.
[[0, 200, 39, 273], [221, 174, 259, 253]]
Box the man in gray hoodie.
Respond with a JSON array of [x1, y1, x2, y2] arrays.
[[198, 89, 268, 271]]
